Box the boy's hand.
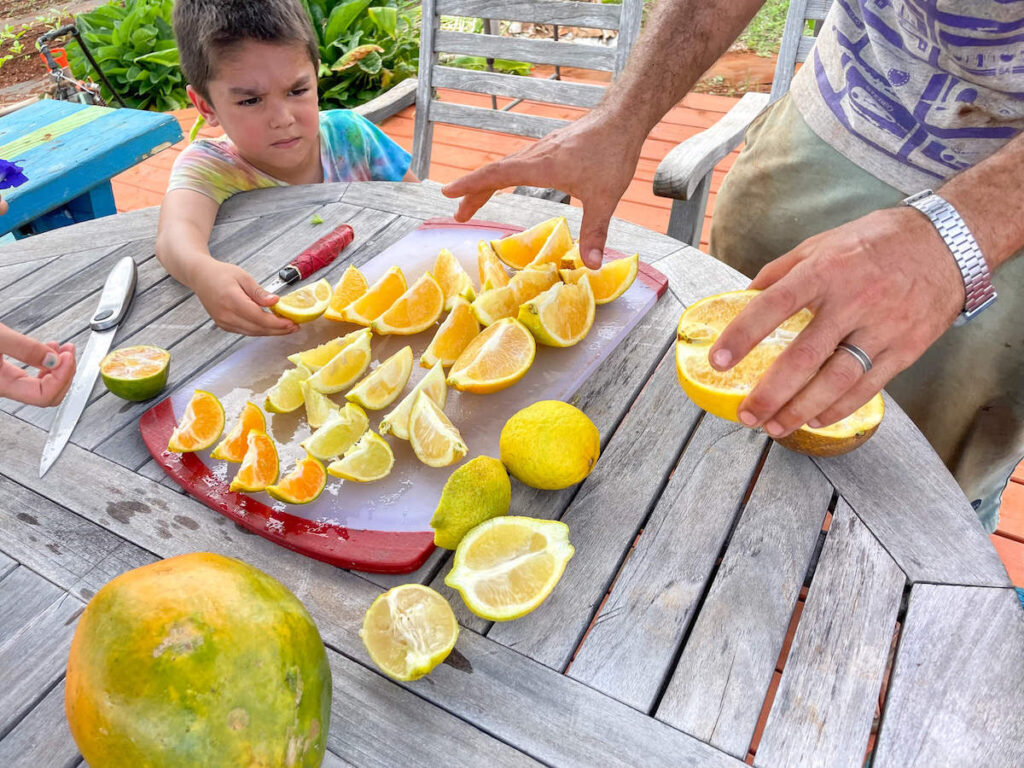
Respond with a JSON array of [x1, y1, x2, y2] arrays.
[[0, 325, 77, 407], [192, 261, 299, 336]]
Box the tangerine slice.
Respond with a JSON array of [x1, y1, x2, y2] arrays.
[[167, 390, 225, 453], [266, 453, 327, 504], [210, 401, 266, 462], [229, 430, 279, 492]]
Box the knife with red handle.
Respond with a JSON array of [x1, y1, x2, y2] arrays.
[[263, 223, 355, 295]]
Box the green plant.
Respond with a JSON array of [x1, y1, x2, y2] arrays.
[[739, 0, 789, 57]]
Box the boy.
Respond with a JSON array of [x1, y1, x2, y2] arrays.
[[158, 0, 415, 336]]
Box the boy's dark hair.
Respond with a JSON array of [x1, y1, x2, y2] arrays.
[[174, 0, 319, 100]]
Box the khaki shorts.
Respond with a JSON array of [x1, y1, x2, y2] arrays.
[[710, 94, 1024, 531]]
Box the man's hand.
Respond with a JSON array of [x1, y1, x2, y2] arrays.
[[442, 112, 645, 268], [710, 206, 965, 437], [192, 261, 299, 336], [0, 326, 76, 407]]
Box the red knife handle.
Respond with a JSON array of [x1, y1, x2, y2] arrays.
[[291, 223, 355, 279]]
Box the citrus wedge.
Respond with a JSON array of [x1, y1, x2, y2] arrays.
[[167, 390, 224, 453], [510, 262, 559, 304], [338, 266, 407, 325], [228, 430, 278, 493], [323, 265, 369, 321], [264, 366, 311, 414], [558, 242, 584, 270], [211, 401, 266, 462], [471, 285, 519, 327], [444, 516, 575, 621], [518, 277, 595, 348], [447, 317, 536, 394], [409, 391, 468, 467], [306, 328, 372, 394], [271, 278, 332, 323], [287, 329, 364, 371], [266, 453, 327, 504], [477, 240, 510, 290], [525, 217, 573, 268], [302, 380, 341, 429], [560, 252, 639, 304], [371, 272, 445, 335], [346, 346, 413, 410], [100, 345, 170, 401], [421, 298, 480, 368], [300, 403, 369, 460], [360, 584, 459, 682], [327, 431, 395, 482], [433, 248, 476, 310], [379, 363, 447, 440], [491, 217, 562, 269], [776, 393, 886, 457]]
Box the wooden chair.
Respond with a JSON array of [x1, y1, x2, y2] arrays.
[[652, 0, 833, 246]]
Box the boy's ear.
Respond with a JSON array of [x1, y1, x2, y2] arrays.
[[187, 85, 220, 128]]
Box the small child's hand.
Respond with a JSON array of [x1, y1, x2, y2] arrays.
[[192, 261, 299, 336], [0, 325, 76, 407]]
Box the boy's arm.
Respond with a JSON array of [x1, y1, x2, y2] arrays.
[[402, 169, 419, 182], [157, 189, 298, 336]]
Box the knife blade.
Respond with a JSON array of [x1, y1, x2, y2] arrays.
[[39, 256, 137, 477], [264, 223, 355, 296]]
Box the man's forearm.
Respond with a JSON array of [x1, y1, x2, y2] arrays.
[[599, 0, 765, 132]]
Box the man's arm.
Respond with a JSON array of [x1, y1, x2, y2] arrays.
[[442, 0, 764, 266]]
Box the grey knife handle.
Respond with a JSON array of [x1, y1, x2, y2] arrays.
[[91, 256, 137, 331]]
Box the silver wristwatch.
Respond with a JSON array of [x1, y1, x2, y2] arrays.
[[902, 189, 997, 326]]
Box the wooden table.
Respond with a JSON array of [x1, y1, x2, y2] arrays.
[[0, 182, 1021, 768]]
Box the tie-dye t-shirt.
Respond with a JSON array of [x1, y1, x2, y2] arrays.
[[790, 1, 1024, 193], [168, 109, 411, 204]]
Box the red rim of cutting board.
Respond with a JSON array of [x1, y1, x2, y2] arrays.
[[139, 218, 669, 573]]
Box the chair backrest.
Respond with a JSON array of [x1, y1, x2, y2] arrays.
[[769, 0, 834, 102], [411, 0, 644, 180]]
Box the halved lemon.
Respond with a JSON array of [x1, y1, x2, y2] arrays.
[[379, 363, 447, 440], [491, 217, 562, 270], [300, 403, 369, 460], [478, 240, 510, 290], [266, 453, 327, 504], [471, 285, 519, 327], [307, 328, 372, 394], [448, 318, 536, 394], [167, 390, 224, 453], [371, 272, 445, 335], [559, 242, 583, 270], [421, 298, 480, 368], [338, 266, 407, 325], [510, 262, 559, 304], [100, 345, 170, 401], [302, 380, 341, 429], [323, 265, 369, 321], [776, 393, 885, 457], [228, 430, 278, 492], [327, 431, 395, 482], [211, 401, 266, 462], [271, 278, 332, 323], [287, 330, 364, 371], [264, 366, 311, 414], [560, 252, 639, 304], [444, 516, 575, 621], [409, 391, 468, 467], [518, 277, 595, 348], [525, 217, 573, 269], [346, 346, 413, 410], [433, 248, 476, 310], [360, 584, 459, 682]]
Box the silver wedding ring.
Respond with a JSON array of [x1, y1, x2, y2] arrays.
[[836, 341, 872, 373]]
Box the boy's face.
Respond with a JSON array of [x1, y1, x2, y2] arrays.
[[189, 40, 321, 181]]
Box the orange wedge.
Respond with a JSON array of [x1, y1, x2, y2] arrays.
[[228, 430, 279, 493], [518, 277, 595, 348], [478, 240, 510, 290], [371, 272, 445, 335], [421, 298, 480, 368], [491, 217, 562, 269], [560, 253, 639, 305], [525, 217, 573, 268], [167, 390, 225, 453], [558, 242, 584, 270], [433, 249, 476, 310], [323, 265, 369, 321], [510, 263, 559, 304], [210, 401, 266, 462], [471, 285, 519, 327], [338, 266, 406, 325], [448, 317, 536, 394], [266, 453, 327, 504]]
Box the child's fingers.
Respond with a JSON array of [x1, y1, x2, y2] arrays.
[[238, 273, 281, 308], [0, 325, 60, 370]]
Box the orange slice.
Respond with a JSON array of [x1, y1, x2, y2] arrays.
[[421, 298, 480, 368], [266, 453, 327, 504], [518, 277, 595, 347], [560, 253, 639, 305], [228, 430, 279, 492], [525, 217, 573, 268], [448, 317, 536, 394], [477, 240, 510, 290], [433, 248, 476, 310], [210, 401, 266, 462], [491, 217, 562, 269], [338, 266, 406, 325], [167, 390, 225, 453], [323, 265, 369, 321], [371, 272, 445, 335]]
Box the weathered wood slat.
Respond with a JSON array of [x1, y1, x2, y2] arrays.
[[435, 30, 617, 71], [0, 566, 64, 646], [873, 584, 1024, 768], [0, 679, 80, 768], [0, 255, 59, 293], [0, 208, 160, 266], [0, 551, 14, 579], [320, 751, 356, 768], [755, 501, 904, 768], [567, 415, 766, 707], [796, 35, 816, 63], [216, 182, 349, 222], [429, 101, 570, 140], [432, 65, 605, 108], [771, 0, 811, 101], [412, 0, 439, 180], [436, 0, 622, 29], [353, 78, 418, 125], [656, 445, 832, 756], [807, 0, 831, 19]]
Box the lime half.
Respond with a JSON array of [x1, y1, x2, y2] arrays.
[[100, 346, 170, 401]]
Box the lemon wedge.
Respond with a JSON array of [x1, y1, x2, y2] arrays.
[[300, 403, 369, 460], [264, 366, 311, 414], [477, 240, 510, 290], [302, 380, 341, 429], [379, 363, 447, 440], [271, 278, 332, 323], [409, 391, 467, 467], [360, 584, 459, 681], [287, 330, 364, 371], [306, 328, 372, 394], [327, 431, 395, 482], [346, 346, 413, 410]]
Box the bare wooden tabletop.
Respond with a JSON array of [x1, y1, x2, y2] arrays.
[[0, 182, 1021, 768]]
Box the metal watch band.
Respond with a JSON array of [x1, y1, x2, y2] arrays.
[[902, 189, 997, 326]]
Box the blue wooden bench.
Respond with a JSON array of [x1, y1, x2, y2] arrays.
[[0, 99, 181, 239]]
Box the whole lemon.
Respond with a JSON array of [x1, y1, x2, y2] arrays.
[[500, 401, 599, 490], [430, 456, 511, 549]]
